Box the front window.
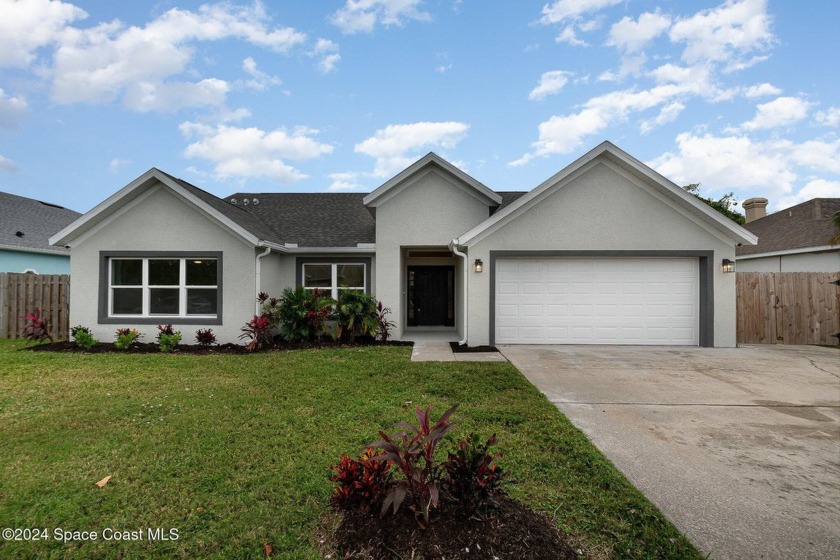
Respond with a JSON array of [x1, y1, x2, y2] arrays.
[[303, 263, 365, 300], [109, 257, 218, 318]]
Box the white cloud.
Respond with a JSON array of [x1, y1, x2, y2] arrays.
[[328, 171, 368, 191], [310, 39, 341, 73], [556, 26, 588, 46], [180, 122, 333, 182], [512, 71, 715, 165], [0, 89, 29, 129], [241, 57, 282, 90], [789, 139, 840, 174], [540, 0, 621, 25], [744, 82, 781, 98], [0, 0, 86, 68], [529, 70, 571, 100], [0, 154, 17, 172], [122, 78, 230, 113], [649, 132, 797, 199], [777, 179, 840, 209], [607, 10, 672, 53], [640, 101, 685, 133], [815, 107, 840, 127], [109, 158, 130, 171], [355, 121, 469, 176], [330, 0, 431, 34], [740, 96, 810, 131], [669, 0, 774, 70], [51, 3, 306, 110]]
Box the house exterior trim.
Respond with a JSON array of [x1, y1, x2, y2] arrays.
[[97, 250, 224, 325]]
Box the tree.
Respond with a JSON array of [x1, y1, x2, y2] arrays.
[[829, 211, 840, 245], [682, 183, 745, 225]]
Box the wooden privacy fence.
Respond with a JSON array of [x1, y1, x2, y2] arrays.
[[737, 272, 840, 346], [0, 273, 70, 341]]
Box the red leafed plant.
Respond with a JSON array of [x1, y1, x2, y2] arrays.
[[330, 448, 392, 511], [442, 433, 508, 516], [239, 314, 273, 352], [195, 328, 217, 346], [20, 309, 53, 344], [370, 404, 458, 527]]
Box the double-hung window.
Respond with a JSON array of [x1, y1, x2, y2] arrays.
[[302, 263, 366, 300], [105, 253, 220, 321]]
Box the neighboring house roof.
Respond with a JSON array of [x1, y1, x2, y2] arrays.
[[224, 192, 376, 247], [736, 198, 840, 258], [363, 152, 503, 207], [0, 191, 81, 256], [454, 140, 758, 247]]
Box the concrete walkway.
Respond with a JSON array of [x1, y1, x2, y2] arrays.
[[501, 344, 840, 560], [410, 341, 508, 362]]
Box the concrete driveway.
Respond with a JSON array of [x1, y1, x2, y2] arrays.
[[500, 344, 840, 560]]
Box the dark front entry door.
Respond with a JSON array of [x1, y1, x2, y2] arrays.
[[407, 266, 455, 327]]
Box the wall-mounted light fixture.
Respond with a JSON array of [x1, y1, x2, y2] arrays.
[[474, 259, 484, 273], [722, 258, 735, 273]]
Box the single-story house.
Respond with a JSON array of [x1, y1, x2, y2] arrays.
[[50, 141, 757, 347], [1, 191, 81, 274], [736, 197, 840, 272]]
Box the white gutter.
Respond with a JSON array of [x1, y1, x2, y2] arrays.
[[449, 239, 468, 346], [255, 246, 272, 315], [735, 244, 838, 260]]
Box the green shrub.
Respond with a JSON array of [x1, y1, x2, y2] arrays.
[[114, 328, 141, 350], [70, 325, 97, 349], [156, 324, 182, 353], [335, 290, 379, 340], [269, 287, 334, 342]]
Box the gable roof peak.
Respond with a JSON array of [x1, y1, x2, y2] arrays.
[[363, 152, 502, 207]]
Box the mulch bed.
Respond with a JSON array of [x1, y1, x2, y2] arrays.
[[325, 495, 582, 559], [25, 339, 413, 355], [450, 342, 499, 353]]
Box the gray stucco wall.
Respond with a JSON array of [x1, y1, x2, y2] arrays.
[[69, 184, 258, 345], [736, 251, 840, 272], [374, 168, 490, 339], [466, 161, 738, 347]]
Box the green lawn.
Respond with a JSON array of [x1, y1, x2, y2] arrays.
[[0, 339, 701, 559]]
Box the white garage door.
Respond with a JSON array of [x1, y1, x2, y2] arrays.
[[495, 257, 699, 345]]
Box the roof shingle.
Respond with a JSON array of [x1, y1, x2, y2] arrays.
[[0, 191, 81, 254], [736, 198, 840, 256]]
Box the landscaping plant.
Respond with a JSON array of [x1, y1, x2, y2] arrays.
[[114, 328, 141, 350], [335, 290, 379, 340], [330, 448, 392, 512], [70, 325, 97, 349], [239, 314, 273, 352], [442, 433, 508, 516], [370, 404, 459, 527], [194, 328, 217, 346], [20, 309, 53, 344], [271, 287, 334, 342], [375, 301, 396, 342], [156, 324, 182, 353]]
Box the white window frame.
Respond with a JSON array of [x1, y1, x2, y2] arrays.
[[108, 257, 218, 318], [302, 262, 366, 300]]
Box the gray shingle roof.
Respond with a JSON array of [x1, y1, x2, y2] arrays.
[[226, 192, 376, 247], [0, 191, 81, 254], [736, 198, 840, 256]]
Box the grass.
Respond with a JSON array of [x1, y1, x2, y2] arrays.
[[0, 339, 702, 559]]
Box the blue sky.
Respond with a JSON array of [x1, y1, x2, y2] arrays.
[[1, 0, 838, 215]]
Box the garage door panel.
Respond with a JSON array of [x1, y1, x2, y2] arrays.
[[495, 257, 699, 345]]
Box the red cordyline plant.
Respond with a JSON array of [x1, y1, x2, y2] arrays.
[[20, 309, 53, 344], [442, 433, 508, 515], [239, 314, 273, 352], [370, 404, 458, 527]]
